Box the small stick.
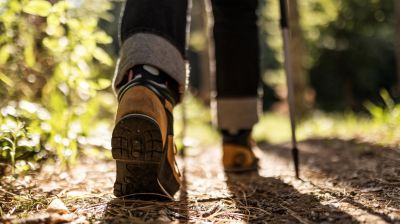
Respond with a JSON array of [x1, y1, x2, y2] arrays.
[[280, 204, 312, 224]]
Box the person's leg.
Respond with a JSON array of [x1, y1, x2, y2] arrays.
[[114, 0, 190, 94], [211, 0, 261, 171], [112, 0, 190, 198]]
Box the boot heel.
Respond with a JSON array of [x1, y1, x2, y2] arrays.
[[112, 114, 165, 198]]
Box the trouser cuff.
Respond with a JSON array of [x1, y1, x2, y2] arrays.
[[113, 33, 187, 94], [212, 97, 261, 131]]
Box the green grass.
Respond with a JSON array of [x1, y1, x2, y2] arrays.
[[254, 109, 399, 147]]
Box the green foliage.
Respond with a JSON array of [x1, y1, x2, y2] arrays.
[[260, 0, 396, 111], [364, 89, 400, 144], [308, 0, 396, 111], [260, 0, 341, 86], [0, 0, 115, 172], [0, 101, 50, 174], [254, 90, 400, 146], [23, 0, 53, 17], [365, 89, 397, 123]]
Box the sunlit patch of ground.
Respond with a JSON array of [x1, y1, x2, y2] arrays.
[[1, 139, 400, 223]]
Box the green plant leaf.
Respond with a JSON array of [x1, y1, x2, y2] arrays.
[[0, 45, 11, 64], [380, 89, 394, 110], [46, 14, 61, 35], [96, 78, 111, 90], [2, 137, 15, 148], [52, 1, 71, 14], [0, 72, 14, 87], [93, 47, 113, 66], [23, 0, 52, 17], [94, 31, 112, 44], [1, 146, 12, 152], [24, 40, 36, 67]]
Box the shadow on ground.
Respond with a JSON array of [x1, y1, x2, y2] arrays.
[[100, 172, 357, 223], [225, 171, 357, 223], [259, 138, 400, 223], [99, 145, 361, 223], [101, 164, 190, 223]]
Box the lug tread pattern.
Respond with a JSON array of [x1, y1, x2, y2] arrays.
[[112, 114, 165, 198]]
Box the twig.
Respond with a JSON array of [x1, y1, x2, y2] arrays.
[[201, 202, 223, 218], [192, 196, 236, 203], [0, 188, 18, 197]]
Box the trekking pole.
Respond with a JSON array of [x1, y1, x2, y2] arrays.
[[279, 0, 300, 179]]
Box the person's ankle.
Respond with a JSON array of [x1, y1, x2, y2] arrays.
[[117, 64, 180, 104], [221, 129, 252, 147]]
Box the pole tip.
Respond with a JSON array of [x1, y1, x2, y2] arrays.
[[292, 146, 300, 179]]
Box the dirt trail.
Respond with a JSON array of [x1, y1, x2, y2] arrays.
[[1, 138, 400, 223]]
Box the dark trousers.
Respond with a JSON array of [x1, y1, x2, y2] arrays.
[[118, 0, 261, 130]]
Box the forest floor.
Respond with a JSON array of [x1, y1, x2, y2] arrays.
[[1, 138, 400, 223]]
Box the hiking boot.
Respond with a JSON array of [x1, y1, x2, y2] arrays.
[[112, 65, 181, 199], [221, 129, 259, 172]]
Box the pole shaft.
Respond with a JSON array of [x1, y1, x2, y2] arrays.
[[279, 0, 300, 178], [282, 29, 297, 148]]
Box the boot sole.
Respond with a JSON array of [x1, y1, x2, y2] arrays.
[[112, 114, 172, 200]]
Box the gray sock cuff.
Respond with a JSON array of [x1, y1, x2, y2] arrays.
[[113, 33, 187, 94], [212, 97, 261, 131]]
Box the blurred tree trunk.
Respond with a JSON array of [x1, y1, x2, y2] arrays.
[[198, 0, 211, 104], [189, 0, 211, 104], [288, 0, 311, 117], [395, 0, 400, 96]]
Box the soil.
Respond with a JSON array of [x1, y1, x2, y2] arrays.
[[1, 138, 400, 223]]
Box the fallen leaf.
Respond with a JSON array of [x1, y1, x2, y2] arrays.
[[47, 198, 69, 214]]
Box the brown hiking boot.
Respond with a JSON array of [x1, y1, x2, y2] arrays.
[[112, 66, 181, 199], [221, 130, 259, 172]]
